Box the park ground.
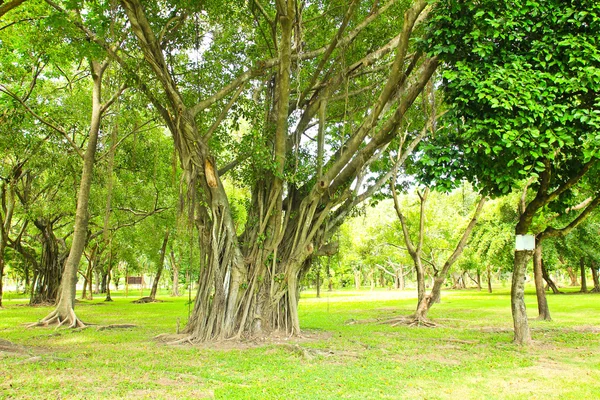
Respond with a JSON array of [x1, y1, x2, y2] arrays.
[[1, 286, 599, 399]]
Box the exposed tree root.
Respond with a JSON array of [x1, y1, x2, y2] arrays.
[[381, 315, 438, 328], [132, 297, 164, 304], [26, 308, 86, 329]]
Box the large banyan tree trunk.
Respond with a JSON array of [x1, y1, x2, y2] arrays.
[[118, 0, 437, 341]]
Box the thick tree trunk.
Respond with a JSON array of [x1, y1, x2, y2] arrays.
[[580, 257, 588, 293], [170, 251, 180, 297], [30, 60, 107, 328], [533, 240, 551, 320], [150, 229, 170, 300], [511, 249, 532, 344], [31, 219, 64, 304]]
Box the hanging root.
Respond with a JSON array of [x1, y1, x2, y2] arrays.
[[26, 308, 86, 329]]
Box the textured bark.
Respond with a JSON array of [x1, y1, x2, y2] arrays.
[[532, 240, 551, 320], [512, 249, 532, 344], [115, 0, 436, 342], [487, 265, 492, 293], [150, 229, 170, 300], [30, 219, 66, 304]]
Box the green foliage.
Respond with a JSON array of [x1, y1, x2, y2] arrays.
[[419, 0, 600, 197]]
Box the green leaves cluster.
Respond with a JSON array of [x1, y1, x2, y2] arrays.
[[419, 0, 600, 196]]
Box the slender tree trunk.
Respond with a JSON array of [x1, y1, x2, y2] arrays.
[[476, 270, 482, 290], [591, 261, 600, 293], [170, 251, 180, 297], [487, 265, 492, 293], [30, 60, 108, 328], [511, 249, 532, 344], [541, 259, 560, 294], [413, 198, 486, 322], [580, 257, 588, 293], [354, 269, 361, 289], [105, 249, 113, 302], [566, 266, 579, 286], [315, 267, 321, 298], [150, 229, 170, 300], [533, 239, 551, 320]]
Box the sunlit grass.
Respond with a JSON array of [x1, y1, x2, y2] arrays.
[[1, 285, 599, 399]]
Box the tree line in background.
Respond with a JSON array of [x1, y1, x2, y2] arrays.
[[1, 0, 598, 345]]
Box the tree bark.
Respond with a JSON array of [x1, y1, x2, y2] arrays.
[[566, 266, 579, 286], [150, 229, 170, 300], [580, 257, 588, 293], [591, 261, 600, 293], [532, 239, 551, 320], [487, 265, 492, 293], [511, 249, 532, 344], [170, 250, 180, 297], [31, 218, 65, 304], [413, 197, 486, 322], [315, 266, 321, 298], [30, 60, 108, 328], [541, 259, 560, 294]]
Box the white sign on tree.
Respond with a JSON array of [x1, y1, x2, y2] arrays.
[[515, 235, 535, 251]]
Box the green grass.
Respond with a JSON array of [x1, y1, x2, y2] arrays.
[[1, 286, 599, 399]]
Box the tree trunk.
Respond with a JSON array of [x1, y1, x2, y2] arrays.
[[170, 251, 180, 297], [93, 267, 101, 295], [476, 269, 481, 290], [31, 219, 65, 304], [511, 249, 532, 344], [30, 60, 107, 329], [566, 266, 579, 286], [580, 257, 588, 293], [315, 267, 321, 298], [532, 239, 551, 320], [105, 250, 113, 302], [412, 198, 486, 322], [354, 269, 361, 290], [591, 261, 600, 293], [487, 265, 492, 293], [541, 259, 560, 294], [150, 229, 170, 300]]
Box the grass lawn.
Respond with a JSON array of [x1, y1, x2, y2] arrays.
[[1, 286, 599, 399]]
